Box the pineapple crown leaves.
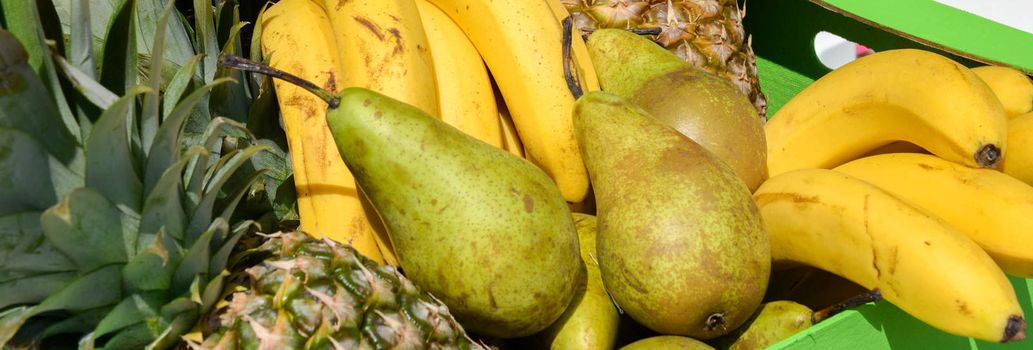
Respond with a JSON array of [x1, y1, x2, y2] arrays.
[[0, 0, 285, 348]]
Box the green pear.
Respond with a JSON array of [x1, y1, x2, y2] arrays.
[[536, 213, 620, 349], [325, 87, 582, 338], [714, 301, 814, 350], [573, 92, 770, 339], [586, 29, 768, 191], [620, 336, 715, 350]]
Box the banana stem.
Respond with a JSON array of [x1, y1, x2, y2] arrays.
[[811, 289, 883, 324], [561, 16, 583, 99], [217, 54, 340, 108]]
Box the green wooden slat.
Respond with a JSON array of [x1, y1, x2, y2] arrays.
[[822, 0, 1033, 73]]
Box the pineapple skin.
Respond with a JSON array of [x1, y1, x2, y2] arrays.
[[567, 0, 768, 118], [199, 231, 483, 350]]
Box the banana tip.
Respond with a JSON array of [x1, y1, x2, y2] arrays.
[[976, 144, 1002, 168], [1003, 315, 1026, 343]]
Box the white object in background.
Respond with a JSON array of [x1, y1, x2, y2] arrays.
[[814, 31, 859, 69], [934, 0, 1033, 35]]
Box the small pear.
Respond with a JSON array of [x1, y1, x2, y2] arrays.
[[620, 336, 715, 350], [587, 29, 767, 191], [714, 301, 814, 350], [536, 213, 621, 349], [326, 87, 582, 338], [573, 92, 769, 339]]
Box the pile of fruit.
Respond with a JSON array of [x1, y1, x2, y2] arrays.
[[0, 0, 1031, 349]]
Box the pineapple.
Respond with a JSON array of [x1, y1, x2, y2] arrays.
[[196, 231, 482, 350], [0, 1, 480, 348], [563, 0, 768, 118], [0, 1, 271, 348]]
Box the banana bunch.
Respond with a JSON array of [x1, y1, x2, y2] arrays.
[[759, 50, 1033, 342], [260, 0, 597, 264]]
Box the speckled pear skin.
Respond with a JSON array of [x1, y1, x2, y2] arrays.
[[619, 336, 715, 350], [716, 300, 814, 350], [632, 68, 768, 191], [535, 213, 620, 350], [573, 92, 770, 340], [589, 29, 767, 191], [325, 87, 582, 338]]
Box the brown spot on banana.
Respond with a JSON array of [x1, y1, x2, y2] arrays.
[[353, 16, 384, 41], [956, 299, 973, 316], [753, 193, 821, 206], [387, 28, 405, 56], [325, 71, 337, 92]]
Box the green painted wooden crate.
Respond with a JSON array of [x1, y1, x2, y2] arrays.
[[742, 1, 1033, 348]]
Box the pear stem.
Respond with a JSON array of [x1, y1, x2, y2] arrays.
[[578, 27, 662, 36], [562, 15, 583, 99], [217, 54, 339, 108]]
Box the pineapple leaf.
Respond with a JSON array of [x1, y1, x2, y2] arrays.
[[93, 293, 161, 339], [144, 77, 232, 194], [151, 295, 200, 350], [140, 0, 176, 155], [39, 307, 108, 339], [35, 0, 67, 58], [0, 272, 77, 310], [31, 264, 121, 315], [100, 322, 158, 350], [0, 3, 79, 139], [246, 76, 287, 149], [0, 30, 83, 170], [99, 0, 137, 95], [247, 2, 271, 92], [0, 212, 75, 277], [199, 271, 229, 315], [173, 219, 226, 295], [135, 0, 193, 69], [146, 310, 195, 350], [212, 20, 252, 123], [217, 169, 266, 230], [186, 143, 271, 243], [183, 117, 251, 208], [161, 54, 202, 121], [0, 306, 34, 346], [67, 0, 97, 79], [193, 0, 219, 82], [122, 229, 176, 293], [210, 221, 252, 278], [53, 53, 117, 109], [0, 1, 52, 81], [78, 331, 96, 350], [85, 85, 149, 215], [140, 146, 205, 241], [40, 187, 130, 269], [0, 129, 62, 215]]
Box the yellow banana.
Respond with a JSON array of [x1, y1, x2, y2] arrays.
[[835, 153, 1033, 277], [497, 96, 526, 158], [415, 0, 502, 147], [754, 169, 1025, 342], [424, 0, 594, 203], [322, 0, 439, 117], [261, 0, 385, 263], [544, 0, 601, 93], [1002, 112, 1033, 185], [765, 49, 1008, 177], [972, 65, 1033, 118]]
